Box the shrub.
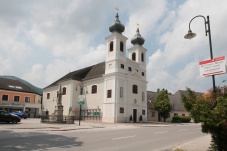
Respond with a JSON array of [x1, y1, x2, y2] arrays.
[[139, 115, 142, 122], [172, 116, 191, 123], [129, 115, 132, 121]]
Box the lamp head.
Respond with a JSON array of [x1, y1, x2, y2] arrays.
[[184, 30, 196, 39]]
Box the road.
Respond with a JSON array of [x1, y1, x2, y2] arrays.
[[0, 123, 207, 151]]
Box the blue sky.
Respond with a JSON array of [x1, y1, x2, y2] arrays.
[[0, 0, 227, 93]]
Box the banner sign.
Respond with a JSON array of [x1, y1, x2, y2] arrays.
[[199, 56, 226, 77]]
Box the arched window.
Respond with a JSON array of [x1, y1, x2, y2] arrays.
[[141, 53, 144, 62], [62, 87, 66, 95], [132, 85, 138, 94], [120, 41, 124, 52], [132, 52, 136, 61], [120, 87, 123, 98], [110, 41, 113, 52], [92, 85, 97, 94], [47, 93, 50, 99]]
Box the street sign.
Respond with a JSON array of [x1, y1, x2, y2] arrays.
[[78, 95, 85, 105], [199, 56, 226, 77], [78, 101, 85, 105], [78, 95, 85, 102]]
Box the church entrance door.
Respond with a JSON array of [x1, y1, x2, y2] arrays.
[[133, 109, 137, 123]]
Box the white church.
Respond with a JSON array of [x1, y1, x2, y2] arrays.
[[42, 11, 148, 123]]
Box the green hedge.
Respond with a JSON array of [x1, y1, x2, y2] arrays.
[[172, 116, 191, 123]]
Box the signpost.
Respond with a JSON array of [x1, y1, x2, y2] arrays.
[[77, 95, 85, 126], [199, 56, 226, 77], [77, 95, 85, 105]]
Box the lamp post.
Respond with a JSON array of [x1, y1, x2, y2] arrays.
[[184, 15, 221, 151], [76, 84, 88, 126]]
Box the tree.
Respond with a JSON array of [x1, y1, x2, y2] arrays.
[[181, 87, 197, 112], [154, 89, 171, 122], [182, 87, 227, 150]]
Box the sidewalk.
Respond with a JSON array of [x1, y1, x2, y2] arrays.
[[171, 135, 212, 151]]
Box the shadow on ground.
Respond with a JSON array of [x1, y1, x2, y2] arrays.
[[0, 130, 83, 151]]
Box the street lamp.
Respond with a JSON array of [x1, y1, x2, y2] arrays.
[[184, 15, 216, 104], [184, 15, 221, 151], [76, 84, 88, 126]]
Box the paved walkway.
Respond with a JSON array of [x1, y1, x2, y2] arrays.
[[0, 119, 212, 151]]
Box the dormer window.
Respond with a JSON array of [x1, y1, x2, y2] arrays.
[[120, 41, 124, 52], [110, 41, 114, 52], [132, 52, 136, 61]]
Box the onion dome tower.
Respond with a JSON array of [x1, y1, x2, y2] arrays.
[[109, 9, 125, 34], [131, 26, 145, 46], [128, 25, 147, 66]]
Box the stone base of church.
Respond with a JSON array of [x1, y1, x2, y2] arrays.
[[102, 116, 129, 123], [102, 116, 115, 123]]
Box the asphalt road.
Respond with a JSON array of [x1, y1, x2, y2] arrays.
[[0, 124, 206, 151]]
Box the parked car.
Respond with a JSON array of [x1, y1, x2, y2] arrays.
[[10, 111, 27, 119], [0, 110, 21, 124]]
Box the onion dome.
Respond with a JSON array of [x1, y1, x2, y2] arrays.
[[109, 12, 125, 34], [131, 27, 145, 46]]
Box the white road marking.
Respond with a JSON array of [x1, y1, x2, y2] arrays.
[[112, 135, 136, 140], [179, 129, 188, 131], [154, 131, 168, 134]]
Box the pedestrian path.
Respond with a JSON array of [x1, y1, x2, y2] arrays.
[[171, 135, 212, 151]]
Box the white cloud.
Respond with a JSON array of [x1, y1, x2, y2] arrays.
[[146, 0, 227, 93]]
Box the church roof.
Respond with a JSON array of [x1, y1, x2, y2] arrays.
[[45, 62, 105, 89], [109, 11, 125, 34], [131, 27, 145, 46]]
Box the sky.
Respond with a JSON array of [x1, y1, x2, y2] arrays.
[[0, 0, 227, 94]]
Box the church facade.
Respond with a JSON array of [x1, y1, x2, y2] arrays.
[[42, 11, 148, 123]]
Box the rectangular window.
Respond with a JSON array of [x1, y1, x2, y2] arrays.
[[107, 90, 112, 98], [128, 67, 131, 71], [174, 113, 178, 116], [14, 96, 20, 102], [25, 97, 30, 103], [142, 72, 144, 76], [121, 64, 124, 69], [182, 114, 185, 116], [120, 107, 124, 113], [142, 110, 145, 115], [2, 95, 8, 101]]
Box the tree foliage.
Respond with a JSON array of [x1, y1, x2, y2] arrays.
[[154, 89, 171, 122], [181, 87, 227, 150]]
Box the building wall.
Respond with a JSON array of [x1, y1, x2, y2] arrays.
[[0, 90, 41, 117], [147, 109, 159, 121]]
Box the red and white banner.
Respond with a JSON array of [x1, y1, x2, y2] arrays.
[[199, 56, 226, 77]]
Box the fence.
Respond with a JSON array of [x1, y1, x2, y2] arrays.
[[81, 115, 102, 122], [41, 115, 75, 124]]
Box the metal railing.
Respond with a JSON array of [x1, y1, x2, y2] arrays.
[[41, 115, 75, 124], [81, 115, 102, 122]]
